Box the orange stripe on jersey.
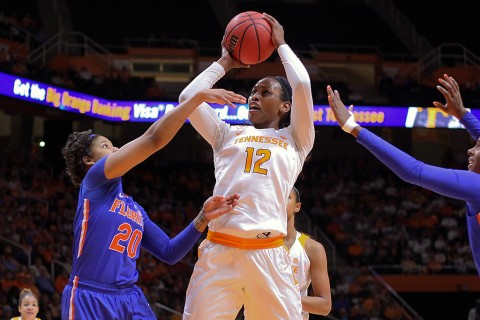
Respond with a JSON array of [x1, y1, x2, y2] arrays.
[[77, 199, 90, 257], [207, 230, 284, 249], [477, 213, 480, 225], [69, 276, 79, 320]]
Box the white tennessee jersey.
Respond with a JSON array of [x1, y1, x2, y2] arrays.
[[290, 232, 311, 319], [208, 123, 307, 238], [179, 44, 314, 239]]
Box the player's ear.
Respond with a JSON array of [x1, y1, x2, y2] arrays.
[[83, 156, 95, 166], [281, 101, 291, 112], [294, 203, 301, 213]]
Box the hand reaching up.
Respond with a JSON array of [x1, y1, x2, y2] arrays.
[[434, 74, 468, 120]]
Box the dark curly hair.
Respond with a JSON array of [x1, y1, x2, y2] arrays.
[[61, 129, 96, 187]]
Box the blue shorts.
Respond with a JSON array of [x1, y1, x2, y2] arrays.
[[61, 277, 156, 320]]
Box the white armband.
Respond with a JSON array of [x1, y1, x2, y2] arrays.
[[341, 115, 358, 133]]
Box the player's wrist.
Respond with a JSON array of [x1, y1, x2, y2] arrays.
[[341, 114, 359, 133], [216, 57, 232, 72], [193, 209, 209, 232]]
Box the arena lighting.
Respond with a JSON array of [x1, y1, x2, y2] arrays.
[[0, 71, 472, 128]]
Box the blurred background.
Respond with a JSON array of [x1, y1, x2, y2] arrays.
[[0, 0, 479, 319]]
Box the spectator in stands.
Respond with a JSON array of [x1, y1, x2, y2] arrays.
[[34, 268, 55, 295], [3, 246, 21, 273], [29, 258, 47, 280], [284, 187, 332, 318], [10, 288, 41, 320], [326, 73, 480, 275], [3, 305, 14, 320], [60, 88, 245, 319], [53, 269, 68, 295], [20, 13, 36, 32], [179, 13, 314, 319], [15, 270, 40, 299], [468, 298, 480, 320], [45, 293, 61, 320]]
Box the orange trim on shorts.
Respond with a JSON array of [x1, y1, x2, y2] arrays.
[[207, 230, 284, 250], [69, 276, 79, 320]]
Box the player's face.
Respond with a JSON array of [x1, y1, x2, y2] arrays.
[[91, 135, 118, 161], [467, 139, 480, 174], [18, 295, 39, 320], [286, 189, 301, 220], [248, 78, 287, 129]]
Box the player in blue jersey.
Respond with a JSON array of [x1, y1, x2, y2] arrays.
[[326, 74, 480, 275], [60, 88, 245, 320]]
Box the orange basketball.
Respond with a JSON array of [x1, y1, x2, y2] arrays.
[[224, 11, 275, 65]]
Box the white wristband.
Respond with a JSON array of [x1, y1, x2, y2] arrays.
[[341, 115, 358, 133]]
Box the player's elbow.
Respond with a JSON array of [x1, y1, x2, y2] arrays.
[[179, 91, 190, 103], [160, 251, 183, 265], [304, 296, 332, 316], [322, 299, 332, 316], [143, 132, 168, 152], [162, 257, 180, 265], [314, 300, 332, 316], [315, 295, 333, 316], [396, 168, 419, 185]]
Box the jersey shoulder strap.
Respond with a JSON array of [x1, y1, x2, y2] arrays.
[[299, 232, 310, 248]]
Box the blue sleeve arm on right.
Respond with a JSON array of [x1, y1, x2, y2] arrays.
[[460, 112, 480, 141], [356, 128, 480, 201]]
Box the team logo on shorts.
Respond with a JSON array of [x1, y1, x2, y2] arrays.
[[256, 232, 271, 239]]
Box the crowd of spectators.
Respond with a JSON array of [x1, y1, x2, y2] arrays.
[[1, 9, 479, 320], [299, 158, 477, 276], [0, 136, 476, 319], [0, 9, 42, 45]]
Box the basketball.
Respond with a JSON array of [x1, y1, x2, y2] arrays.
[[224, 11, 275, 65]]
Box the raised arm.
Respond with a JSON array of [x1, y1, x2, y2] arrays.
[[105, 89, 245, 179], [327, 85, 480, 201], [264, 13, 314, 155], [178, 44, 249, 145], [328, 83, 480, 276]]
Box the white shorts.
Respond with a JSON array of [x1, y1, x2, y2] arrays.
[[183, 239, 302, 320]]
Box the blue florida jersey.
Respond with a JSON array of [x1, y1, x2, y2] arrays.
[[70, 156, 202, 286]]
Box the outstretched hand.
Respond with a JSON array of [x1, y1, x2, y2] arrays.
[[326, 85, 354, 127], [202, 193, 240, 221], [201, 88, 246, 108], [434, 74, 468, 120]]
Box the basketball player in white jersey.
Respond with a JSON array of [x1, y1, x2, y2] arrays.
[[180, 13, 314, 319], [284, 187, 332, 319]]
